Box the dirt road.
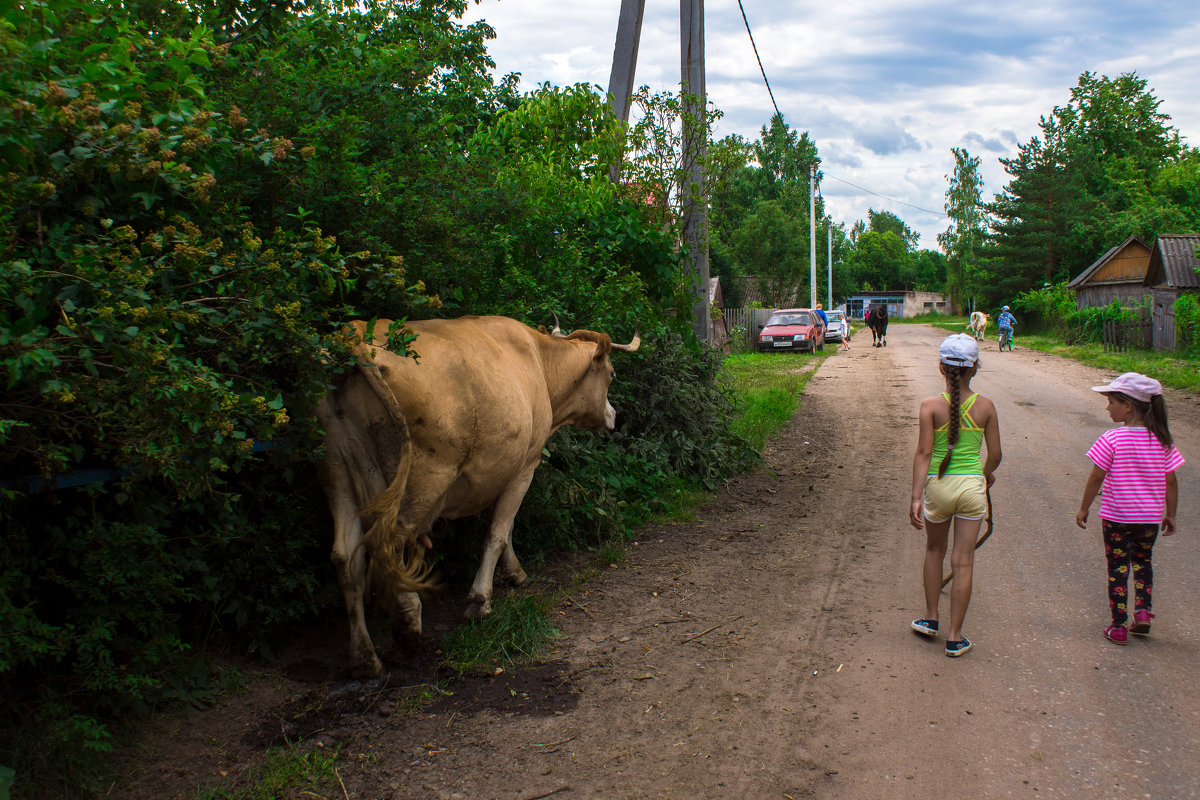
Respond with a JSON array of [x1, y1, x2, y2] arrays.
[[125, 324, 1200, 800]]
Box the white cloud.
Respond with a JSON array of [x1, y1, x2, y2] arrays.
[[460, 0, 1200, 248]]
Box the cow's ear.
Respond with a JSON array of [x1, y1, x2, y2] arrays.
[[592, 346, 607, 364]]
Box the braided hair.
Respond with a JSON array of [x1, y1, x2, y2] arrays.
[[937, 364, 968, 478]]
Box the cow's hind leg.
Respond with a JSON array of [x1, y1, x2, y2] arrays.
[[322, 468, 384, 679], [465, 468, 536, 619]]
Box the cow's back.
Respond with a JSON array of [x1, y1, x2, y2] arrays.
[[355, 317, 552, 518]]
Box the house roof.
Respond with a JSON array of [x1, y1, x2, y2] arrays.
[[1144, 234, 1200, 290], [1068, 236, 1150, 289]]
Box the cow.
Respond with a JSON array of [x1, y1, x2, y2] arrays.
[[866, 305, 888, 347], [316, 315, 640, 678], [968, 311, 988, 340]]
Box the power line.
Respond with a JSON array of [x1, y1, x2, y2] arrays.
[[824, 174, 947, 218], [733, 1, 946, 222], [735, 0, 781, 122]]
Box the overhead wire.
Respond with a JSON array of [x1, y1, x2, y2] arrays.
[[734, 0, 947, 220]]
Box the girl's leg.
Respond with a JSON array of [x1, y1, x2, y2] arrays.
[[1101, 521, 1132, 626], [946, 516, 984, 641], [1127, 524, 1159, 613], [922, 518, 951, 623]]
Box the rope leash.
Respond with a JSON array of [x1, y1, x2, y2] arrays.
[[941, 484, 994, 589]]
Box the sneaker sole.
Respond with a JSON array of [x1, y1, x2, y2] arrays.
[[945, 640, 972, 657]]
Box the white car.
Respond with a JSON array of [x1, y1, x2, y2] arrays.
[[824, 311, 848, 343]]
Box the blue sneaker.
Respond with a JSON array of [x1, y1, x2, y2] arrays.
[[945, 637, 972, 657], [911, 618, 938, 637]]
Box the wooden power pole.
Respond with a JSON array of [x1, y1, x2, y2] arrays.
[[681, 0, 709, 343], [607, 0, 645, 128]]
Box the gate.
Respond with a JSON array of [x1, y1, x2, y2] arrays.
[[723, 308, 774, 352], [1102, 312, 1152, 353]]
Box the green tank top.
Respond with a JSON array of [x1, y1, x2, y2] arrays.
[[928, 392, 984, 476]]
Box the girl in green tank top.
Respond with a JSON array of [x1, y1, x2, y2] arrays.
[[908, 334, 1003, 658]]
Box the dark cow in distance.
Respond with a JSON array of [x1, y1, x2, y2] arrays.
[[866, 305, 889, 347], [317, 315, 640, 678]]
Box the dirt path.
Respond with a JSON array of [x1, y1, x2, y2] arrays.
[[122, 325, 1200, 800]]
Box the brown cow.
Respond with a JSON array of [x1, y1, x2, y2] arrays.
[[317, 315, 640, 678]]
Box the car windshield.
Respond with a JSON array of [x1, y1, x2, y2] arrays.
[[828, 312, 844, 321], [767, 312, 811, 327]]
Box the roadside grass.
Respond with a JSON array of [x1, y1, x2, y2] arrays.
[[724, 350, 829, 450], [900, 314, 1199, 393], [192, 743, 343, 800], [1013, 334, 1200, 392], [440, 594, 561, 674]]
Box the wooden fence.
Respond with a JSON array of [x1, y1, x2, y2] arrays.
[[1102, 314, 1152, 353], [721, 308, 774, 352]]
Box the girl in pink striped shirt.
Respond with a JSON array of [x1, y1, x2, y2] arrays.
[[1076, 373, 1185, 645]]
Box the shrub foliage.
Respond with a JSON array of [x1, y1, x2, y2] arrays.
[[0, 1, 755, 793]]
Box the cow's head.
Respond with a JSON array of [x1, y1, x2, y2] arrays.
[[549, 318, 641, 431]]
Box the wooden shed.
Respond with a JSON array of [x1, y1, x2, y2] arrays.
[[1067, 236, 1152, 308], [1144, 233, 1200, 351]]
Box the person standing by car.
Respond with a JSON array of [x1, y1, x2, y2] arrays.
[[909, 334, 1002, 657]]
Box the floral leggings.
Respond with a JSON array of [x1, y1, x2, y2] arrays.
[[1101, 520, 1160, 626]]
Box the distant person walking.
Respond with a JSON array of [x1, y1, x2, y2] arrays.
[[1076, 373, 1184, 645], [909, 334, 1002, 657]]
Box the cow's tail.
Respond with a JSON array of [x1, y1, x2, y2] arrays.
[[352, 361, 438, 596]]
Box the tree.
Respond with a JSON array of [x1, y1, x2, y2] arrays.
[[938, 148, 986, 312], [988, 72, 1185, 295], [729, 199, 808, 306], [868, 209, 919, 250]]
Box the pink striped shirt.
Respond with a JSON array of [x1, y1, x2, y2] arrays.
[[1086, 426, 1185, 524]]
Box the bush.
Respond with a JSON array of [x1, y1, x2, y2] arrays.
[[1176, 293, 1200, 358]]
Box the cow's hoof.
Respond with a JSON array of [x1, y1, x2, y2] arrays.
[[505, 569, 530, 588], [351, 655, 384, 680], [464, 597, 493, 620]]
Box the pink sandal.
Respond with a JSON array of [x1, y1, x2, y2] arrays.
[[1104, 625, 1128, 645]]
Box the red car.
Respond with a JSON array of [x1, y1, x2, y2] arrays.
[[757, 308, 826, 353]]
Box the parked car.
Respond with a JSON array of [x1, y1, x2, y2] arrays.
[[824, 310, 848, 343], [756, 308, 826, 353]]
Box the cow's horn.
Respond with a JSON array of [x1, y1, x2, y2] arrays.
[[550, 312, 568, 339], [611, 324, 641, 353]]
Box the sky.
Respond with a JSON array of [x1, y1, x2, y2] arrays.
[[458, 0, 1200, 250]]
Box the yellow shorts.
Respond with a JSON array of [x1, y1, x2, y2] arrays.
[[922, 474, 987, 523]]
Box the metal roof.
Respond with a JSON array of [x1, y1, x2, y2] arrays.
[[1144, 234, 1200, 289], [1067, 236, 1148, 288]]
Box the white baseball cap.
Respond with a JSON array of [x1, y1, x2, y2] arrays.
[[939, 333, 979, 367], [1091, 372, 1162, 402]]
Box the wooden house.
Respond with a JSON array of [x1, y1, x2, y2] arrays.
[[1067, 236, 1152, 308], [1144, 233, 1200, 351]]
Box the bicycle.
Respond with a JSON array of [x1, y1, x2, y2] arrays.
[[998, 327, 1013, 352]]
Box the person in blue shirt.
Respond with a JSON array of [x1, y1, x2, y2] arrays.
[[996, 306, 1016, 351], [814, 303, 829, 327]]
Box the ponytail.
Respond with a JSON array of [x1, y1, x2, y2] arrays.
[[937, 365, 964, 478], [1146, 394, 1173, 448]]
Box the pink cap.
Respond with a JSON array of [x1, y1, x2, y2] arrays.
[[1091, 372, 1162, 402]]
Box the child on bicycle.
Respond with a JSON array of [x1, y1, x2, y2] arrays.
[[996, 306, 1016, 352]]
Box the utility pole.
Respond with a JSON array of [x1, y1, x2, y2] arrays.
[[827, 222, 833, 310], [607, 0, 645, 184], [809, 164, 817, 309], [608, 0, 645, 125], [681, 0, 709, 343]]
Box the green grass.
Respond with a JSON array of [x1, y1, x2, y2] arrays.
[[898, 315, 1198, 392], [440, 594, 562, 673], [193, 743, 342, 800], [1014, 334, 1200, 392], [723, 350, 828, 450]]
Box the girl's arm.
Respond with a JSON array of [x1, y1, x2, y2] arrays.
[[909, 399, 936, 529], [981, 399, 1002, 486], [1076, 465, 1106, 528], [1163, 471, 1178, 536]]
